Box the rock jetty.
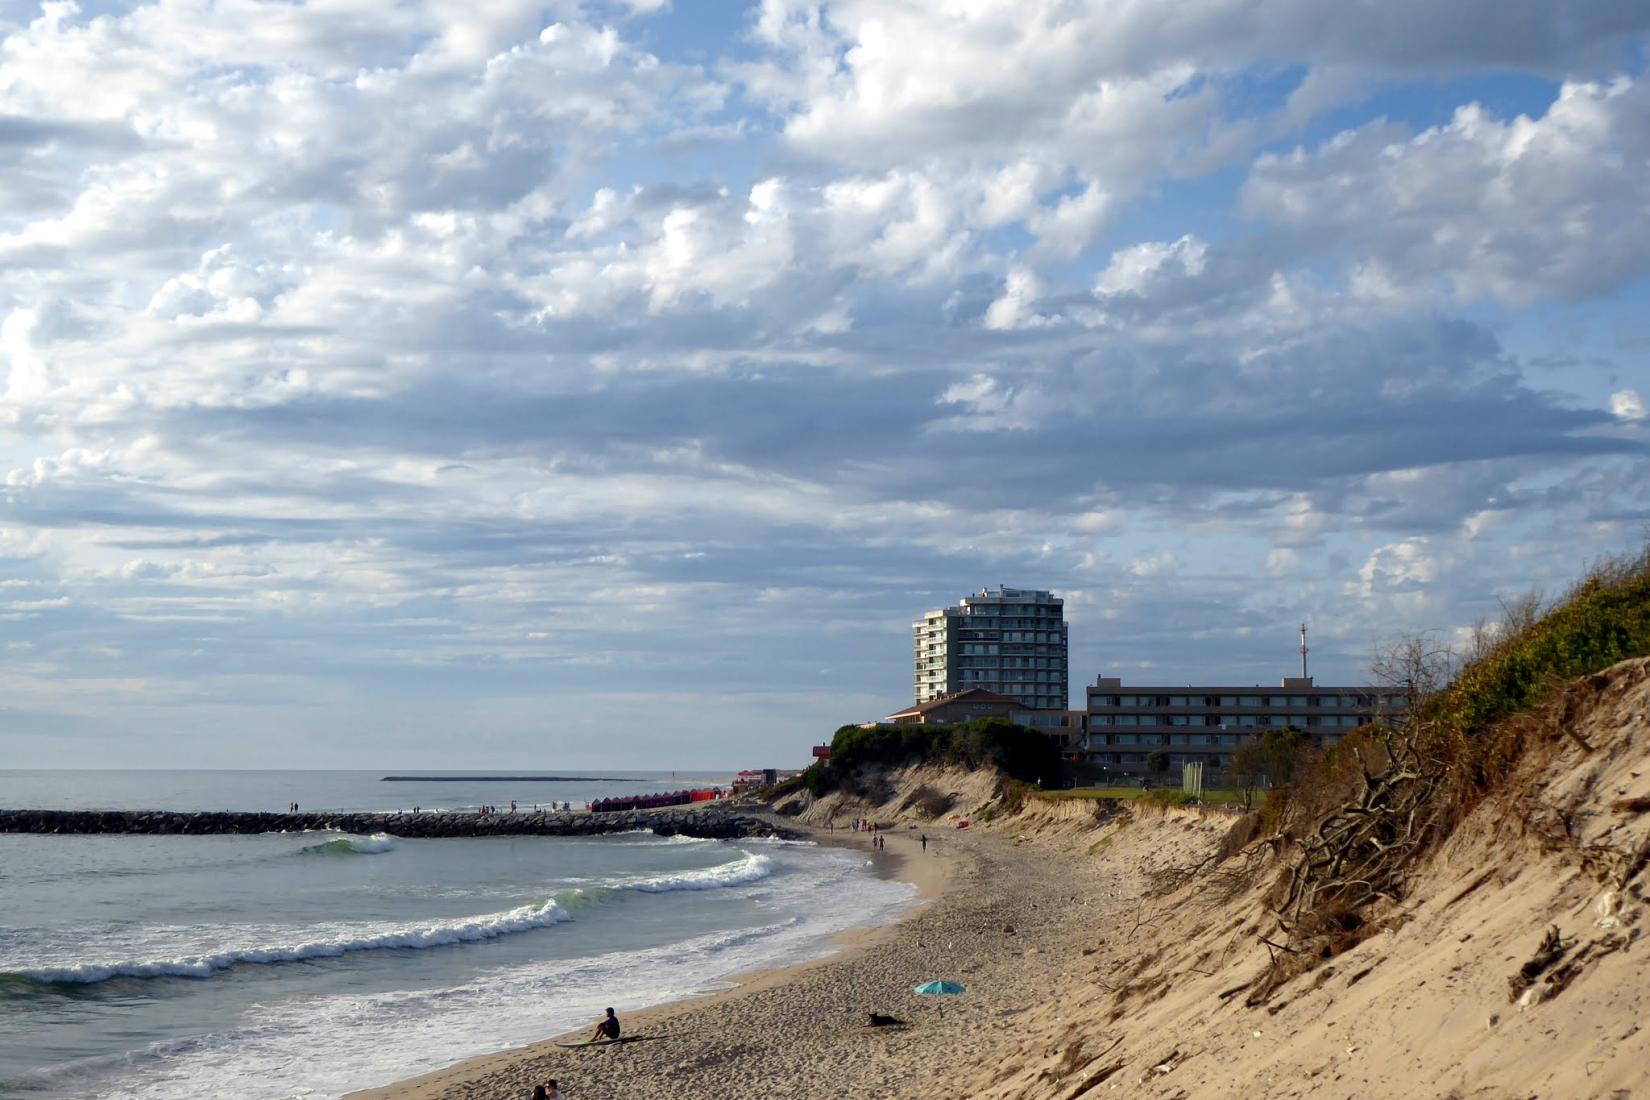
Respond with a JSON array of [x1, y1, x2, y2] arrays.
[[0, 806, 800, 840]]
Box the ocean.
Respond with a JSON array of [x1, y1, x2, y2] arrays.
[[0, 771, 914, 1099]]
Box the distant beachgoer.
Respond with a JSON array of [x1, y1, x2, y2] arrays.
[[920, 834, 928, 851], [591, 1007, 621, 1042], [510, 800, 517, 812]]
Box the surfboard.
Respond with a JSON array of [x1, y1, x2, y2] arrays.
[[555, 1036, 643, 1048]]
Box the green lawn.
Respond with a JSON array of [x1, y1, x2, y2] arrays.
[[1035, 786, 1264, 806], [1036, 786, 1148, 800]]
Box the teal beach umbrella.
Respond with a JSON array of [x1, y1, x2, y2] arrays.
[[912, 979, 966, 1018]]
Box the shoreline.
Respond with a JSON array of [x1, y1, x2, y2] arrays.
[[345, 820, 970, 1100]]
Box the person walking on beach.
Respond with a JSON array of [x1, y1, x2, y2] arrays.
[[590, 1007, 621, 1043], [920, 833, 927, 851]]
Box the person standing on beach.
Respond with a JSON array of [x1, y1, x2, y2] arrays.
[[920, 834, 927, 851]]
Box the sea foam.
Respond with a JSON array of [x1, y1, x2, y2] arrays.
[[7, 896, 573, 985], [625, 850, 772, 892]]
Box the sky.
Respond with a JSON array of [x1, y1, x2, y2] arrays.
[[1, 0, 1648, 770]]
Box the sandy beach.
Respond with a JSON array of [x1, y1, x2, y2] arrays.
[[347, 814, 1132, 1100], [346, 656, 1650, 1100]]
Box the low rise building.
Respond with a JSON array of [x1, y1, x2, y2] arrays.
[[884, 688, 1019, 725], [883, 690, 1086, 751], [1083, 675, 1406, 772]]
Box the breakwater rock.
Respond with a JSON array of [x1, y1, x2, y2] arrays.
[[0, 806, 802, 841]]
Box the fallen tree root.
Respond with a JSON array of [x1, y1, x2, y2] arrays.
[[1508, 925, 1566, 1002]]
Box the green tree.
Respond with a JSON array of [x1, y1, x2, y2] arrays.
[[1233, 726, 1310, 801]]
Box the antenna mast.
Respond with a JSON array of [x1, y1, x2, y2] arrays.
[[1299, 622, 1309, 680]]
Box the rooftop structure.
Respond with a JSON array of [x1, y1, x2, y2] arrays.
[[884, 688, 1020, 726]]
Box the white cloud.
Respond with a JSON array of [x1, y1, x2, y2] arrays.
[[1244, 76, 1650, 304], [1094, 235, 1208, 297], [1130, 552, 1180, 577], [1353, 538, 1441, 599], [1265, 547, 1302, 576], [983, 267, 1052, 331], [1610, 389, 1646, 421]]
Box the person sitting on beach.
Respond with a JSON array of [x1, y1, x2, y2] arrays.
[[591, 1007, 621, 1042], [532, 1087, 548, 1100], [545, 1079, 562, 1099]]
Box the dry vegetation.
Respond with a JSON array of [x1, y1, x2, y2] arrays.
[[1244, 545, 1650, 1001]]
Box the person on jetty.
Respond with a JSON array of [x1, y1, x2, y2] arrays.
[[590, 1007, 621, 1042]]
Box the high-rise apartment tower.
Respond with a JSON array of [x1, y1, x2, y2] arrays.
[[913, 586, 1068, 710]]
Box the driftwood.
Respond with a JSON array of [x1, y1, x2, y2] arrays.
[[1250, 726, 1445, 1002]]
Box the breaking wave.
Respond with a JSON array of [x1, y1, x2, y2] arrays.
[[298, 833, 396, 856], [625, 850, 772, 892], [5, 897, 573, 986]]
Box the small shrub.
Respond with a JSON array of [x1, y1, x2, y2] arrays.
[[998, 779, 1031, 816], [806, 717, 1062, 799]]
